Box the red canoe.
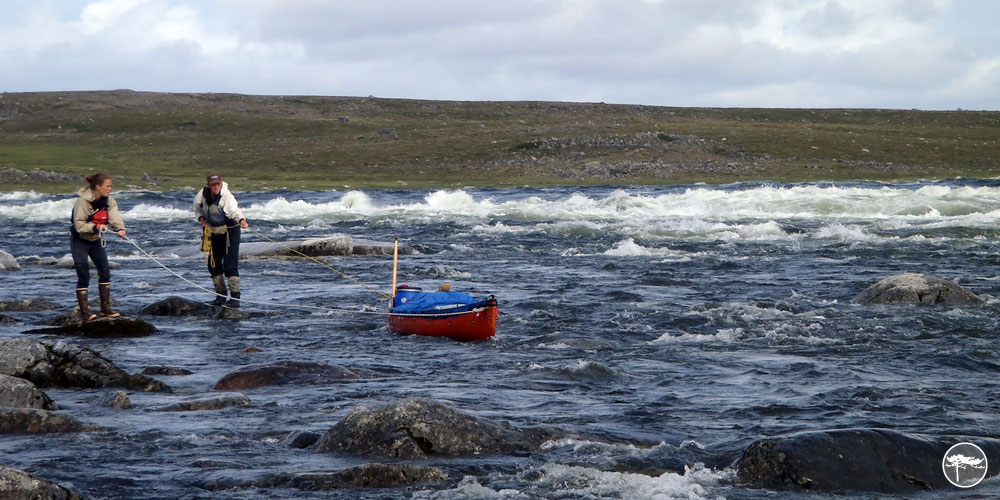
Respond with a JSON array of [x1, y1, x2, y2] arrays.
[[388, 292, 498, 342]]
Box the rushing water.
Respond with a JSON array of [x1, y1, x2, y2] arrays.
[[2, 180, 1000, 499]]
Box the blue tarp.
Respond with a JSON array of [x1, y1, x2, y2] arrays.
[[391, 291, 486, 314]]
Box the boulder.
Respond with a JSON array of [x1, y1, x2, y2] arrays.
[[736, 428, 1000, 493], [0, 249, 19, 271], [93, 391, 132, 409], [241, 235, 353, 258], [213, 361, 370, 390], [281, 430, 322, 449], [25, 316, 158, 338], [153, 393, 251, 412], [140, 366, 194, 376], [852, 273, 984, 306], [0, 465, 85, 499], [0, 338, 171, 392], [198, 463, 445, 491], [314, 397, 561, 459], [0, 408, 90, 434], [0, 374, 58, 410]]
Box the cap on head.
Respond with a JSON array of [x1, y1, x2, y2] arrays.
[[207, 173, 222, 185]]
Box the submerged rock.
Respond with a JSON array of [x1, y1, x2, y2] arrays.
[[213, 361, 369, 390], [93, 391, 132, 410], [0, 465, 85, 499], [25, 316, 158, 337], [314, 397, 561, 459], [140, 366, 194, 376], [154, 393, 251, 412], [0, 338, 171, 392], [198, 463, 445, 491], [139, 297, 261, 319], [736, 428, 1000, 493], [0, 408, 90, 434], [852, 273, 984, 306], [0, 298, 61, 312], [0, 373, 58, 410]]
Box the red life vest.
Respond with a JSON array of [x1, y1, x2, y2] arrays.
[[92, 209, 109, 225]]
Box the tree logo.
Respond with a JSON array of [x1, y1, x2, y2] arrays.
[[942, 442, 988, 488]]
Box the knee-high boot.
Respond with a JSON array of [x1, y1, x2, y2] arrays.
[[98, 283, 120, 318], [226, 276, 241, 308], [209, 275, 227, 306], [76, 288, 97, 322]]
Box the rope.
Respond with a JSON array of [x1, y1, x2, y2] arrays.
[[245, 226, 391, 299], [123, 235, 479, 318]]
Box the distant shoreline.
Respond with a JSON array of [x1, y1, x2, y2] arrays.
[[2, 90, 998, 192]]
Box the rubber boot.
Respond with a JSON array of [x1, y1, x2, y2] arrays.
[[76, 288, 97, 322], [225, 276, 241, 308], [208, 275, 227, 306], [98, 283, 120, 318]]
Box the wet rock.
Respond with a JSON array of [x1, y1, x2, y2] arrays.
[[93, 390, 132, 409], [0, 298, 61, 312], [852, 273, 984, 306], [282, 430, 321, 449], [140, 366, 194, 376], [0, 373, 58, 410], [0, 249, 19, 271], [53, 253, 121, 269], [25, 316, 158, 337], [736, 428, 1000, 493], [139, 297, 262, 319], [154, 393, 251, 412], [199, 463, 445, 491], [139, 296, 215, 316], [0, 408, 90, 434], [213, 361, 369, 390], [0, 464, 85, 499], [241, 235, 353, 257], [314, 397, 561, 459], [0, 338, 171, 392]]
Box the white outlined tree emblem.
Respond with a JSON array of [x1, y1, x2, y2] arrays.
[[942, 442, 988, 488]]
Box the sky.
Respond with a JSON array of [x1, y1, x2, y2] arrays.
[[2, 0, 998, 110]]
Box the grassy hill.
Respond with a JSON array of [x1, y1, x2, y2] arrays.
[[1, 90, 998, 191]]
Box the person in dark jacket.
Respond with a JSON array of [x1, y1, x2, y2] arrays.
[[71, 173, 126, 321], [193, 173, 249, 307]]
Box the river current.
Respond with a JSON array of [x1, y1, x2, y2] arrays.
[[1, 180, 999, 499]]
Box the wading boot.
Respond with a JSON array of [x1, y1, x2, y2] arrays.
[[76, 288, 97, 322], [208, 275, 227, 306], [98, 282, 120, 318], [225, 276, 241, 308]]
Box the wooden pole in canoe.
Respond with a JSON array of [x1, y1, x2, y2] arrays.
[[390, 238, 399, 306]]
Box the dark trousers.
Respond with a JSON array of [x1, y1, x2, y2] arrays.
[[71, 235, 110, 288], [208, 226, 240, 277]]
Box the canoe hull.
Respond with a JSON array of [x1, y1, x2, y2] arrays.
[[388, 299, 498, 342]]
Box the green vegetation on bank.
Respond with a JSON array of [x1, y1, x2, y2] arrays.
[[1, 90, 998, 192]]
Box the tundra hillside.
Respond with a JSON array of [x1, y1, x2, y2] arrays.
[[1, 90, 998, 191]]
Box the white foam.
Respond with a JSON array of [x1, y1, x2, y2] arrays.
[[0, 191, 43, 201]]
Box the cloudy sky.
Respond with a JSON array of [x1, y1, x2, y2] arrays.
[[2, 0, 998, 109]]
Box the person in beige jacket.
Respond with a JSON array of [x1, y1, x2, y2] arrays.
[[71, 173, 126, 321]]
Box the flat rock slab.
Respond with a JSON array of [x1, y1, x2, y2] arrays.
[[154, 393, 251, 412], [0, 408, 91, 434], [0, 465, 85, 499], [852, 273, 984, 306], [314, 397, 561, 459], [736, 428, 1000, 493], [213, 361, 370, 390], [24, 316, 158, 337]]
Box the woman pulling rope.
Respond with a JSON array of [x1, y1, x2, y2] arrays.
[[70, 173, 127, 321]]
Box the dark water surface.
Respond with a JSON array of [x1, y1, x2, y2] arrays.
[[2, 180, 1000, 499]]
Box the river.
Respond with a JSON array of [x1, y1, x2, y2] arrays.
[[1, 180, 999, 499]]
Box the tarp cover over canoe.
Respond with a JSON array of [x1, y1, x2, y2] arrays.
[[391, 291, 488, 314]]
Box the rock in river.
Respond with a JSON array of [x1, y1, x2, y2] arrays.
[[852, 273, 984, 306], [0, 408, 90, 434], [213, 361, 369, 390], [314, 397, 560, 459], [736, 428, 1000, 493], [0, 338, 171, 392], [24, 316, 158, 337], [0, 373, 58, 410], [0, 464, 85, 499]]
